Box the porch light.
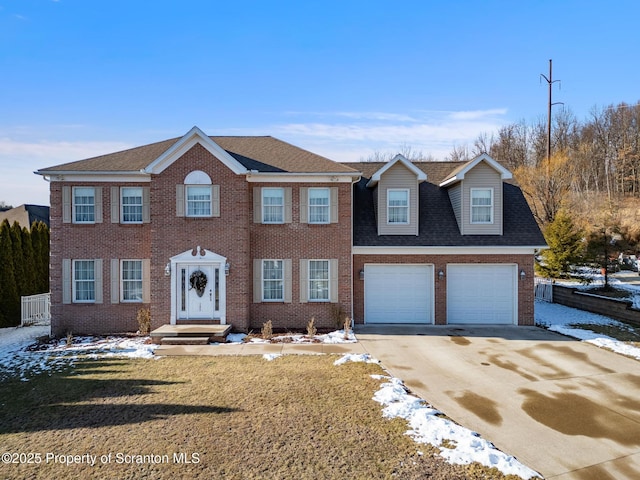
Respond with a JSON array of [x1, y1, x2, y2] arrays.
[[225, 262, 231, 276], [164, 262, 171, 277], [359, 269, 364, 280], [520, 269, 526, 280], [438, 270, 445, 281]]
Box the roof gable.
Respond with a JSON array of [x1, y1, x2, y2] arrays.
[[145, 126, 247, 175], [439, 154, 512, 187], [366, 154, 427, 187]]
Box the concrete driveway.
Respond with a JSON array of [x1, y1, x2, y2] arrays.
[[355, 325, 640, 479]]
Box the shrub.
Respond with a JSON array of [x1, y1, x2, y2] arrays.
[[329, 304, 346, 330], [66, 331, 73, 347], [137, 308, 151, 335], [306, 317, 317, 337], [343, 316, 352, 340], [261, 320, 273, 340]]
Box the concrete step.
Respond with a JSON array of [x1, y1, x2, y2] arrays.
[[160, 336, 210, 345], [150, 324, 233, 344]]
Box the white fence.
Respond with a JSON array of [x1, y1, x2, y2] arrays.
[[534, 278, 553, 303], [21, 293, 51, 326]]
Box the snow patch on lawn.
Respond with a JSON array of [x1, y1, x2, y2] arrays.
[[335, 354, 539, 479], [0, 326, 158, 382], [535, 300, 640, 360], [262, 353, 282, 361], [243, 329, 356, 345]]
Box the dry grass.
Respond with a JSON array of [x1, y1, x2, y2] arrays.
[[573, 322, 640, 344], [0, 355, 519, 479]]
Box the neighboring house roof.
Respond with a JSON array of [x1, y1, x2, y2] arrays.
[[0, 204, 50, 229], [37, 129, 358, 175], [348, 161, 546, 247]]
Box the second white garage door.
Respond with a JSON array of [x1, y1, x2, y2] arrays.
[[365, 264, 433, 324], [447, 264, 517, 324]]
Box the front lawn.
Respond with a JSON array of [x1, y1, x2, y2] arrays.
[[0, 355, 517, 479]]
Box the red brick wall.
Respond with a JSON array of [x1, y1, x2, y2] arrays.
[[50, 181, 151, 336], [249, 182, 353, 331], [352, 254, 534, 326], [149, 143, 251, 331]]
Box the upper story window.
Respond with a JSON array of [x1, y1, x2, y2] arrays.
[[180, 170, 219, 218], [186, 186, 212, 217], [471, 188, 493, 224], [74, 187, 95, 223], [121, 187, 143, 223], [387, 189, 409, 224], [308, 188, 330, 224], [262, 188, 284, 223]]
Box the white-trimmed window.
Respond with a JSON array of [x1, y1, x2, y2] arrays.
[[387, 189, 409, 224], [121, 187, 143, 223], [74, 187, 95, 223], [121, 260, 143, 302], [471, 188, 493, 224], [262, 260, 284, 301], [308, 260, 329, 301], [73, 260, 95, 302], [262, 188, 284, 223], [186, 186, 212, 217], [309, 188, 330, 224]]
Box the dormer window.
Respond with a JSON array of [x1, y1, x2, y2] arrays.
[[387, 189, 409, 224], [471, 188, 493, 224]]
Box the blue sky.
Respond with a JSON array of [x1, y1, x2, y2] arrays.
[[1, 0, 639, 206]]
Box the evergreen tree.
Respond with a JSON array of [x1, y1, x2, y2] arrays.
[[31, 221, 50, 293], [536, 210, 585, 279], [0, 220, 20, 326], [21, 226, 37, 296], [9, 221, 26, 296]]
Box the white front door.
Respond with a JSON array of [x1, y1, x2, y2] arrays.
[[177, 264, 220, 320]]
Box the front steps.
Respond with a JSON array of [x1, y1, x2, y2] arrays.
[[150, 324, 232, 345]]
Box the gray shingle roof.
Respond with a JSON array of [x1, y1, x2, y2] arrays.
[[38, 136, 358, 174], [347, 161, 546, 247]]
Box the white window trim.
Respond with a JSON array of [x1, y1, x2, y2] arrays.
[[262, 259, 284, 302], [120, 187, 143, 224], [185, 185, 213, 218], [308, 187, 330, 224], [470, 188, 494, 224], [387, 188, 410, 225], [73, 187, 95, 224], [72, 259, 95, 303], [120, 259, 143, 303], [308, 259, 330, 302], [262, 187, 284, 224]]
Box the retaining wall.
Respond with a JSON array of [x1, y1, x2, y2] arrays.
[[552, 284, 640, 326]]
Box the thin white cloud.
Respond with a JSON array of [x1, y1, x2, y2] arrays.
[[447, 108, 508, 120]]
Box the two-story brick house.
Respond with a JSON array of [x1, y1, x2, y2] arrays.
[[36, 127, 545, 336]]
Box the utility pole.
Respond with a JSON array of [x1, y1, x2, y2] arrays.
[[540, 59, 563, 176]]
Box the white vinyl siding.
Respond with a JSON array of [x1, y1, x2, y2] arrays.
[[448, 183, 462, 230], [471, 188, 493, 224], [387, 189, 409, 224]]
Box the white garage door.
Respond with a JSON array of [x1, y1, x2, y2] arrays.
[[447, 264, 517, 324], [365, 264, 433, 324]]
